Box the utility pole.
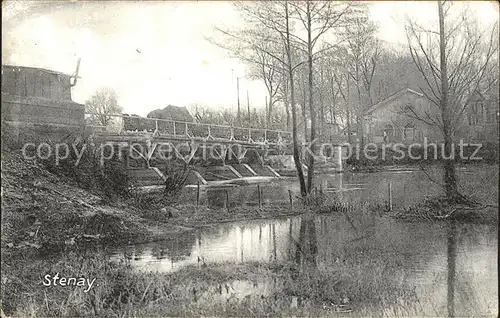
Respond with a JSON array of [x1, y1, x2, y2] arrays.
[[265, 95, 268, 129], [237, 77, 241, 125], [247, 90, 251, 123]]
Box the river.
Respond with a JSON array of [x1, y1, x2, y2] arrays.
[[110, 166, 498, 316]]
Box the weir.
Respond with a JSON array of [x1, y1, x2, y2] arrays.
[[90, 114, 346, 186]]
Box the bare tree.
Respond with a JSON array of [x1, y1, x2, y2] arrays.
[[404, 1, 498, 201], [85, 88, 122, 127], [211, 1, 352, 195], [209, 23, 285, 129], [212, 1, 310, 195], [341, 4, 381, 146], [334, 70, 353, 143], [289, 0, 351, 193], [245, 44, 283, 128]]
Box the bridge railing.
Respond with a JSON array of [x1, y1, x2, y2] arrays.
[[88, 113, 292, 145]]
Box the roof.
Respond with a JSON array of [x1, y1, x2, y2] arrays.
[[147, 105, 194, 122], [340, 126, 357, 134], [2, 64, 73, 77], [364, 88, 424, 116], [165, 105, 193, 122]]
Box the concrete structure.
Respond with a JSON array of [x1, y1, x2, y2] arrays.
[[92, 114, 293, 186], [363, 88, 499, 144], [1, 65, 85, 128], [91, 113, 346, 186]]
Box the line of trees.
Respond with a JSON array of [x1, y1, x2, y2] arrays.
[[208, 0, 498, 200], [402, 0, 498, 201], [85, 1, 498, 202]]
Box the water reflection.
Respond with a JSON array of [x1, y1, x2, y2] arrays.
[[109, 210, 497, 316], [447, 220, 457, 317], [294, 214, 318, 269], [190, 166, 496, 211], [111, 167, 497, 315]]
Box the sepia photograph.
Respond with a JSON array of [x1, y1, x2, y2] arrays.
[[1, 0, 498, 317]]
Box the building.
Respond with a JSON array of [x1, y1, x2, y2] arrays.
[[147, 105, 194, 122], [1, 64, 84, 128], [457, 91, 499, 142], [340, 126, 359, 142], [362, 88, 499, 144]]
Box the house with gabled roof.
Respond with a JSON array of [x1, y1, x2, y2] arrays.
[[362, 87, 498, 144], [362, 88, 441, 144]]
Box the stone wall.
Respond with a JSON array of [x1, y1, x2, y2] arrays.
[[2, 94, 84, 127]]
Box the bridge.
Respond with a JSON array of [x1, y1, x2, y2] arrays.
[[88, 114, 344, 186], [93, 114, 292, 146]]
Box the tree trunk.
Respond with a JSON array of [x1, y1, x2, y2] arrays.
[[284, 86, 291, 130], [330, 76, 337, 124], [443, 135, 458, 199], [237, 77, 241, 125], [302, 83, 308, 141], [319, 67, 325, 132], [306, 1, 315, 194], [285, 1, 307, 197], [367, 86, 373, 107], [346, 76, 352, 144], [267, 93, 273, 129], [265, 95, 268, 129], [438, 0, 459, 201], [355, 67, 364, 148], [247, 90, 251, 123]]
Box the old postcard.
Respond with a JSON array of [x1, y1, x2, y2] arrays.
[[1, 1, 498, 317]]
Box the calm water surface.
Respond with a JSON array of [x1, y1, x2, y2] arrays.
[[110, 168, 498, 316]]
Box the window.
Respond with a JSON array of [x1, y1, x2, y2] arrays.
[[469, 114, 479, 126], [383, 124, 394, 142], [469, 101, 484, 125], [484, 103, 491, 123], [478, 102, 484, 124], [404, 123, 416, 140]]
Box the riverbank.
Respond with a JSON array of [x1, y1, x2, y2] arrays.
[[1, 142, 314, 252], [2, 249, 423, 317], [3, 143, 497, 255], [2, 147, 498, 316]]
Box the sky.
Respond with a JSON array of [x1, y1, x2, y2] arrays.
[[2, 1, 498, 117]]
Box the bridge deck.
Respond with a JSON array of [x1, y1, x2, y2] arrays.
[[90, 114, 293, 148]]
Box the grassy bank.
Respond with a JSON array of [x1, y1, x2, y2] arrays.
[[2, 141, 495, 257], [1, 148, 192, 254], [1, 249, 421, 317], [346, 142, 499, 167], [0, 141, 307, 254], [390, 195, 499, 224]]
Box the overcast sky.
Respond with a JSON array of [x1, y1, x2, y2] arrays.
[[2, 1, 498, 116]]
